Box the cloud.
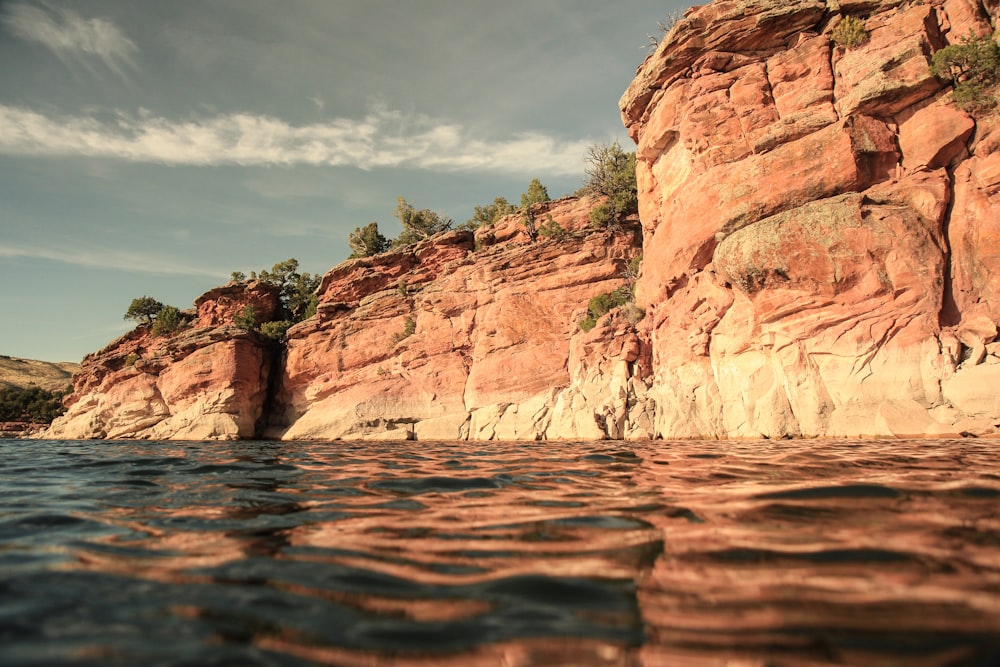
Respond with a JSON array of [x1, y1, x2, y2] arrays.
[[0, 104, 593, 176], [0, 243, 224, 278], [1, 2, 136, 76]]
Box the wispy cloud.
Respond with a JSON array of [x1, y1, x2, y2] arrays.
[[0, 243, 224, 278], [0, 104, 592, 176], [1, 2, 136, 77]]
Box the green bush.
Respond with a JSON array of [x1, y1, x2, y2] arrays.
[[151, 305, 183, 337], [233, 305, 257, 331], [537, 215, 566, 240], [582, 142, 638, 228], [348, 222, 389, 258], [393, 316, 416, 343], [520, 179, 550, 209], [0, 385, 68, 423], [124, 296, 164, 325], [589, 203, 614, 228], [931, 34, 1000, 112], [579, 287, 632, 332], [260, 320, 292, 341], [390, 197, 452, 248], [460, 197, 516, 230], [830, 15, 868, 49], [251, 258, 321, 322], [952, 81, 997, 112]]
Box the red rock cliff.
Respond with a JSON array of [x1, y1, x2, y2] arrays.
[[621, 0, 1000, 437], [44, 282, 281, 440], [269, 197, 649, 440], [43, 0, 1000, 442], [42, 199, 649, 441]]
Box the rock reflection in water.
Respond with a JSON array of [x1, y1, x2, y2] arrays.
[[0, 438, 997, 666]]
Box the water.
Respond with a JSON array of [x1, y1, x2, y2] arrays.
[[1, 438, 998, 666]]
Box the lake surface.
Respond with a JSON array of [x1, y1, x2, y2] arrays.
[[1, 438, 998, 666]]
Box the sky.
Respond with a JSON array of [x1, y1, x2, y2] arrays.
[[0, 0, 687, 362]]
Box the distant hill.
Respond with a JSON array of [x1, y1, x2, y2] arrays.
[[0, 356, 78, 393]]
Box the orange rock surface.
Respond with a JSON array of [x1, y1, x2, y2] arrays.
[[44, 282, 281, 440], [43, 0, 1000, 441], [271, 199, 646, 441], [622, 0, 1000, 438]]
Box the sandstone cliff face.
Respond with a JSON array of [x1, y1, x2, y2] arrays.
[[43, 0, 1000, 442], [621, 0, 1000, 438], [269, 197, 649, 441], [44, 283, 281, 440], [42, 199, 648, 442]]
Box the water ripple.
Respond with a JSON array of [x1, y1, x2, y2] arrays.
[[0, 437, 998, 665]]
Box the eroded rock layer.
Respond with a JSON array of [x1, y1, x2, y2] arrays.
[[269, 199, 649, 441], [44, 283, 281, 440], [622, 0, 1000, 438], [43, 0, 1000, 441]]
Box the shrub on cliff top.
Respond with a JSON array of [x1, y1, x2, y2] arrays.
[[520, 179, 550, 210], [459, 196, 516, 230], [124, 296, 186, 336], [124, 296, 164, 325], [391, 197, 452, 248], [254, 258, 320, 322], [647, 11, 683, 51], [151, 305, 183, 337], [239, 258, 320, 323], [348, 222, 389, 258]]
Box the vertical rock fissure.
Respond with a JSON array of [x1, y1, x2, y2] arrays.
[[256, 340, 285, 439], [939, 167, 962, 328]]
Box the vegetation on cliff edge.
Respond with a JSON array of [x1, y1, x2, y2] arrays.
[[124, 297, 187, 337], [931, 34, 1000, 113]]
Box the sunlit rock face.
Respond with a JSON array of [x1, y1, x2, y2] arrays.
[[45, 0, 1000, 442], [621, 0, 1000, 437], [43, 282, 281, 441], [270, 197, 648, 441]]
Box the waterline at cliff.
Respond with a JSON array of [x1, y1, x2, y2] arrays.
[[3, 437, 999, 665], [42, 0, 1000, 441]]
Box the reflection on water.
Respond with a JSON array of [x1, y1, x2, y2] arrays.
[[1, 438, 998, 665]]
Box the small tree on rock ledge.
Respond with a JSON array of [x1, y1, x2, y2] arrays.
[[582, 141, 638, 228], [124, 296, 165, 325]]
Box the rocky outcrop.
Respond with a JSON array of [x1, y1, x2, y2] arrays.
[[622, 0, 1000, 438], [41, 0, 1000, 442], [43, 282, 281, 440], [41, 199, 648, 442], [268, 198, 649, 441]]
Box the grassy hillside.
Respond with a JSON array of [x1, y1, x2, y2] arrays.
[[0, 356, 78, 393]]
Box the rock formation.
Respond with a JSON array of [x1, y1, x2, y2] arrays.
[[622, 0, 1000, 438], [41, 0, 1000, 441], [270, 197, 649, 441], [43, 199, 649, 440], [44, 282, 282, 440]]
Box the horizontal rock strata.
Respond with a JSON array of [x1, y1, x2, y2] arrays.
[[43, 0, 1000, 441], [270, 199, 649, 441]]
